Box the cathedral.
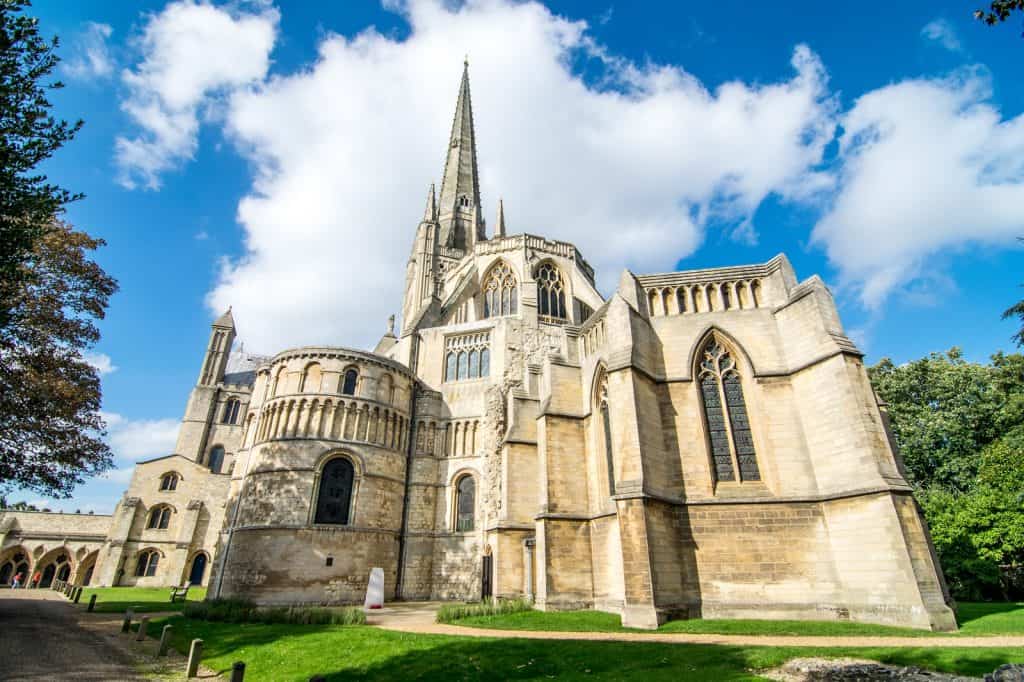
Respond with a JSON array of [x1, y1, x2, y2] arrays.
[[0, 63, 956, 631]]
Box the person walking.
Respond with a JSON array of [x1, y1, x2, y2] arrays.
[[12, 571, 22, 589], [30, 571, 41, 589]]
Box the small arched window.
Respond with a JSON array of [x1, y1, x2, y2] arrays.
[[146, 506, 172, 530], [341, 368, 358, 396], [222, 398, 241, 425], [482, 262, 518, 318], [159, 473, 179, 492], [315, 457, 355, 525], [698, 338, 760, 483], [455, 475, 475, 532], [135, 550, 159, 577], [207, 446, 225, 474], [272, 366, 286, 397], [535, 263, 567, 321], [445, 353, 457, 382]]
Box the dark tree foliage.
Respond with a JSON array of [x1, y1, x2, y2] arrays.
[[975, 0, 1024, 34], [1, 222, 118, 496], [870, 349, 1024, 599], [0, 0, 83, 331]]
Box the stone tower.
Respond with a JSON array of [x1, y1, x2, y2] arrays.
[[173, 308, 236, 461]]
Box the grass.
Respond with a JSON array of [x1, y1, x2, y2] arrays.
[[449, 601, 1024, 638], [78, 586, 207, 613], [183, 598, 366, 625], [141, 615, 1024, 681], [436, 598, 532, 623]]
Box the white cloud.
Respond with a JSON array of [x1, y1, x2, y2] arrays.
[[101, 411, 180, 462], [811, 68, 1024, 307], [62, 22, 115, 80], [199, 0, 835, 351], [921, 19, 962, 53], [115, 0, 279, 189], [83, 352, 118, 376]]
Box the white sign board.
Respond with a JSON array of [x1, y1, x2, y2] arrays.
[[364, 566, 384, 609]]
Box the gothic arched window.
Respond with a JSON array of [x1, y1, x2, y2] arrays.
[[482, 262, 518, 318], [146, 506, 172, 530], [315, 457, 355, 525], [454, 475, 475, 531], [341, 368, 358, 396], [207, 446, 225, 474], [159, 473, 179, 492], [535, 263, 567, 321], [135, 550, 159, 577], [222, 398, 241, 424], [698, 338, 760, 483], [596, 372, 615, 496]]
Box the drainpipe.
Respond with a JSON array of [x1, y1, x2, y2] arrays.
[[395, 334, 421, 600]]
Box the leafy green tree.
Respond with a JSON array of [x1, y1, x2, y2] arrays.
[[0, 2, 117, 498], [0, 0, 83, 332], [0, 221, 117, 497], [975, 0, 1024, 33], [868, 348, 1021, 492]]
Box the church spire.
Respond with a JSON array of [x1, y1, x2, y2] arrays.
[[437, 60, 483, 250]]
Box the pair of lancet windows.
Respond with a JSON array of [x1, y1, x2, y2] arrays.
[[697, 339, 761, 483], [146, 506, 172, 530], [135, 550, 159, 577], [222, 398, 241, 425], [159, 473, 178, 492]]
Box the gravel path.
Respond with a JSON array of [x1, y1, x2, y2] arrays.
[[0, 589, 146, 681], [369, 603, 1024, 648]]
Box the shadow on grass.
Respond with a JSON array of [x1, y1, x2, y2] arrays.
[[956, 602, 1024, 628]]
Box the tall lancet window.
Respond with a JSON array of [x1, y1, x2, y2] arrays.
[[698, 338, 760, 483], [482, 262, 518, 318], [535, 263, 567, 322], [596, 371, 615, 496]]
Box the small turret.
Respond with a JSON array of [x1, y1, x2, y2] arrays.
[[198, 307, 236, 386], [495, 198, 506, 238], [423, 183, 438, 223]]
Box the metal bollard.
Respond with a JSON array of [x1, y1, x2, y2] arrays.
[[186, 638, 203, 678], [135, 616, 150, 641], [121, 609, 133, 633], [73, 587, 83, 603], [87, 594, 97, 612], [157, 624, 173, 657], [230, 662, 246, 682]]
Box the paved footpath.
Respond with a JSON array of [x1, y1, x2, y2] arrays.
[[0, 589, 146, 681], [369, 602, 1024, 648]]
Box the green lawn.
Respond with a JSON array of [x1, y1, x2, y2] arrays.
[[78, 586, 207, 613], [141, 616, 1022, 681], [452, 602, 1024, 638]]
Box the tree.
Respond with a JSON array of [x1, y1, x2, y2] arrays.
[[868, 348, 1022, 492], [0, 0, 83, 333], [975, 0, 1024, 34], [0, 222, 117, 497]]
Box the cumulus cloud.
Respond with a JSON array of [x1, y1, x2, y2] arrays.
[[921, 19, 962, 53], [115, 0, 278, 189], [62, 21, 115, 80], [812, 68, 1024, 308], [197, 0, 836, 351], [101, 412, 180, 462], [83, 352, 117, 376]]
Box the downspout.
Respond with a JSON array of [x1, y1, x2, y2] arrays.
[[395, 333, 421, 600]]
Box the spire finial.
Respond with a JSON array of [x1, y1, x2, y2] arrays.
[[464, 54, 469, 67], [437, 60, 483, 249], [423, 183, 437, 222], [496, 198, 506, 238]]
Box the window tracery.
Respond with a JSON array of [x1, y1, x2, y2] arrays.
[[536, 262, 567, 322], [698, 339, 760, 483], [482, 262, 518, 318], [159, 473, 179, 492], [146, 506, 171, 530], [444, 333, 490, 382], [135, 550, 159, 577]]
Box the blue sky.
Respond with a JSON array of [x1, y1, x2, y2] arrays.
[[21, 0, 1024, 512]]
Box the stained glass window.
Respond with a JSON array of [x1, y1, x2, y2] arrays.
[[698, 339, 760, 483], [315, 458, 354, 525]]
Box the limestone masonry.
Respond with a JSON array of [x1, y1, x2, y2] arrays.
[[0, 63, 956, 630]]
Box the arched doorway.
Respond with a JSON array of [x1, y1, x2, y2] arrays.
[[39, 553, 71, 588], [0, 562, 12, 585], [188, 553, 208, 585], [56, 563, 71, 582], [82, 564, 95, 586]]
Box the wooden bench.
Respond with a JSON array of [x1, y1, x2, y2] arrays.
[[169, 584, 189, 603]]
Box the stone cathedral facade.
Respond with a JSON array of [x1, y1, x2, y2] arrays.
[[0, 64, 956, 631]]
